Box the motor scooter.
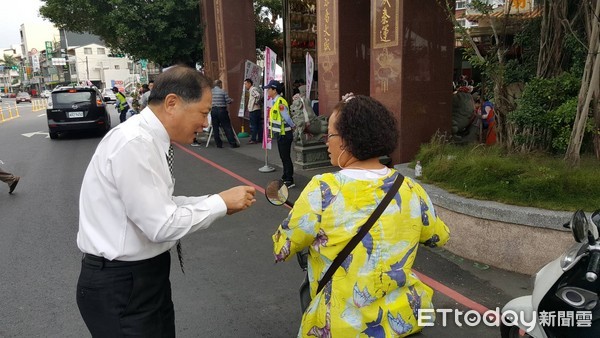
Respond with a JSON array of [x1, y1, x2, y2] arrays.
[[265, 179, 311, 310], [501, 209, 600, 337]]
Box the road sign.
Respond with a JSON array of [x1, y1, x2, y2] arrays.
[[140, 59, 148, 69], [45, 41, 53, 58], [52, 58, 66, 66]]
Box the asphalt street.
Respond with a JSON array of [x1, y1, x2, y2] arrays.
[[0, 99, 534, 337]]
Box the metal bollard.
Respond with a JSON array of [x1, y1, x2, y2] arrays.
[[14, 103, 19, 117], [0, 106, 4, 122]]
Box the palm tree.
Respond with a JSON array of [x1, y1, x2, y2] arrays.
[[1, 54, 19, 94]]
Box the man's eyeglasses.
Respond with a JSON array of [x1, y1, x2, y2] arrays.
[[326, 133, 339, 141]]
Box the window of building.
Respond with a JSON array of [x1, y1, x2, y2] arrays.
[[456, 0, 468, 9], [114, 65, 120, 70], [84, 48, 92, 55], [457, 19, 467, 27], [97, 48, 105, 55]]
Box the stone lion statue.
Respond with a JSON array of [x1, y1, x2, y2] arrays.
[[289, 87, 328, 146], [452, 87, 479, 143]]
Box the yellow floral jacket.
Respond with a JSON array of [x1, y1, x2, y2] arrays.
[[273, 170, 450, 337]]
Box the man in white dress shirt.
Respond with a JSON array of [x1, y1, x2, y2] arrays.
[[76, 66, 256, 337]]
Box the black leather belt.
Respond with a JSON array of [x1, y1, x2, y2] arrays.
[[83, 253, 145, 269]]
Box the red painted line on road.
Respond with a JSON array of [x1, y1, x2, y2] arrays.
[[413, 270, 492, 315], [176, 142, 492, 314], [174, 143, 265, 194]]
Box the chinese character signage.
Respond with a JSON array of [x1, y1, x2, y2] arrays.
[[372, 0, 399, 49], [318, 0, 336, 56], [45, 41, 53, 58]]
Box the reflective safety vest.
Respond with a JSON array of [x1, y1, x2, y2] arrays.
[[269, 96, 291, 137], [115, 92, 128, 112]]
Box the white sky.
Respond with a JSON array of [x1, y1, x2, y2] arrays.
[[0, 0, 46, 48]]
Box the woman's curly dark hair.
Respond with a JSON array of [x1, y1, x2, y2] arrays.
[[333, 95, 398, 161]]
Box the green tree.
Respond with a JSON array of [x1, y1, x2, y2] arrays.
[[254, 0, 283, 57], [39, 0, 203, 67], [564, 0, 600, 165], [1, 54, 19, 91], [440, 0, 520, 146]]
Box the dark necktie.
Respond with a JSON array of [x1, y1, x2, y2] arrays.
[[166, 145, 185, 273]]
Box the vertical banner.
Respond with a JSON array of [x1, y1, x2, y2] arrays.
[[305, 52, 314, 100], [263, 47, 277, 150], [31, 54, 40, 73], [238, 60, 263, 118]]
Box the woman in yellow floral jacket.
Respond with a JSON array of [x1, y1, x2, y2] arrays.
[[273, 94, 450, 337]]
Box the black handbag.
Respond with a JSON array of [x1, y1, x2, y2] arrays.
[[298, 174, 404, 312]]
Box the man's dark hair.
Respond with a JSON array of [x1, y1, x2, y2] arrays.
[[244, 78, 253, 85], [148, 66, 211, 105], [333, 95, 398, 161]]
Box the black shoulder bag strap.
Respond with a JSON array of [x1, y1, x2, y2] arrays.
[[316, 173, 404, 294]]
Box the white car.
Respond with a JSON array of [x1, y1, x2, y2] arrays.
[[40, 90, 52, 98], [102, 89, 117, 102]]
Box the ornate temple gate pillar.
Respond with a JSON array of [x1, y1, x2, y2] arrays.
[[317, 0, 371, 117], [201, 0, 256, 132], [370, 0, 453, 164], [316, 0, 453, 165]]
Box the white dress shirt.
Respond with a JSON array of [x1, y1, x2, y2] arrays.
[[77, 107, 227, 261]]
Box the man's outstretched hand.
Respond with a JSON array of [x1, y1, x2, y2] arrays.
[[218, 186, 257, 215]]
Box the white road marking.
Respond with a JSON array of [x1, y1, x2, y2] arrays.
[[22, 131, 50, 138]]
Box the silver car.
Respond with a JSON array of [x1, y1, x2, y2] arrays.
[[102, 88, 116, 102], [40, 90, 52, 98]]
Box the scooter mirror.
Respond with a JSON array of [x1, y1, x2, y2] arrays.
[[570, 210, 590, 243], [265, 179, 289, 206], [591, 210, 600, 229]]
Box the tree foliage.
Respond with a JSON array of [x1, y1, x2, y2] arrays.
[[509, 72, 582, 152], [564, 0, 600, 166], [254, 0, 283, 57], [1, 54, 18, 67], [39, 0, 203, 67]]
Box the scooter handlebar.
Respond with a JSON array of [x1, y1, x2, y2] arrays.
[[586, 251, 600, 282]]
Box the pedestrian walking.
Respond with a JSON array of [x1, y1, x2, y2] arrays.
[[244, 78, 263, 144], [210, 80, 238, 148], [112, 86, 130, 123], [76, 66, 256, 337], [139, 80, 154, 111], [0, 166, 20, 194]]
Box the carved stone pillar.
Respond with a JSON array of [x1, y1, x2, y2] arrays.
[[201, 0, 256, 132], [317, 0, 371, 116], [370, 0, 453, 164]]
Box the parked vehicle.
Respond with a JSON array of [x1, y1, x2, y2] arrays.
[[101, 88, 116, 102], [46, 86, 111, 139], [501, 209, 600, 337], [16, 92, 32, 104]]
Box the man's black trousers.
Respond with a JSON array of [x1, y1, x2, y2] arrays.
[[76, 251, 175, 337]]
